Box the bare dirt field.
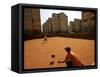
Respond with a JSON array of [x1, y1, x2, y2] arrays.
[[24, 37, 95, 69]]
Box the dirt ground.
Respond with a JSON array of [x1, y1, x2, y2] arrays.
[[24, 37, 95, 69]]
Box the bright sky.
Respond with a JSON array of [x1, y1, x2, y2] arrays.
[[40, 9, 82, 31]]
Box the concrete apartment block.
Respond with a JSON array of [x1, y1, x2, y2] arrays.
[[81, 11, 95, 33], [24, 8, 41, 35], [58, 12, 68, 33]]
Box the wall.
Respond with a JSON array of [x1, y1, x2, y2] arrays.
[[0, 0, 99, 77]]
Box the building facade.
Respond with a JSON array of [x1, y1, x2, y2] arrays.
[[24, 8, 41, 36], [42, 12, 68, 34], [58, 12, 68, 33], [51, 13, 59, 33], [42, 11, 95, 34], [73, 19, 81, 32], [68, 21, 74, 33], [81, 11, 95, 33]]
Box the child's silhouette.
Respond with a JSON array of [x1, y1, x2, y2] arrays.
[[43, 35, 47, 44], [58, 47, 83, 67]]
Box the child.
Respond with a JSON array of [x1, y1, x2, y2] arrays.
[[43, 35, 47, 44], [58, 47, 83, 67]]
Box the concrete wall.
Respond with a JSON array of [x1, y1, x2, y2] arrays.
[[81, 11, 95, 33], [24, 8, 41, 36], [52, 13, 59, 33], [42, 11, 95, 34], [73, 19, 81, 32], [58, 12, 68, 32], [68, 21, 74, 33], [42, 12, 68, 34]]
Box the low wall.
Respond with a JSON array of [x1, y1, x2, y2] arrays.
[[24, 33, 94, 41]]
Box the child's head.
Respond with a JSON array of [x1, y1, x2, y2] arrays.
[[64, 47, 71, 53]]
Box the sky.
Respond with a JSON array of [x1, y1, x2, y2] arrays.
[[40, 9, 82, 26]]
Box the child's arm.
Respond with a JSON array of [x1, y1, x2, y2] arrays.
[[58, 61, 65, 63], [58, 56, 68, 63]]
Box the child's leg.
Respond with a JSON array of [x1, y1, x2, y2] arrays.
[[43, 39, 45, 44]]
